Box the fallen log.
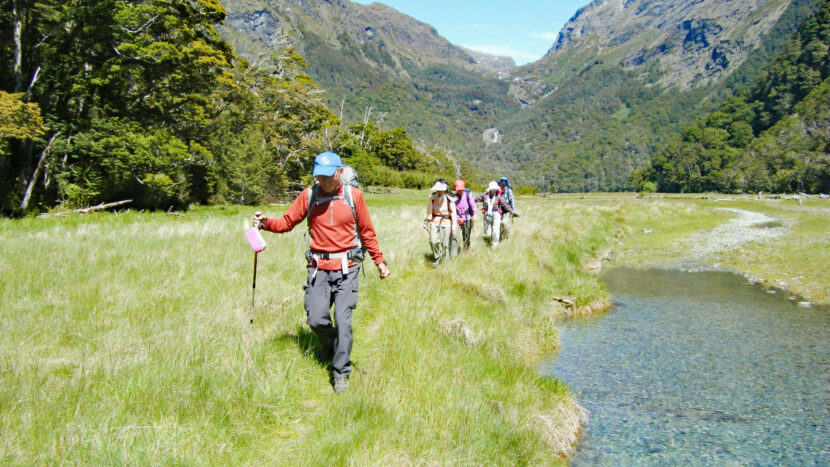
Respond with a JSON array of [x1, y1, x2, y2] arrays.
[[40, 199, 132, 217], [74, 199, 132, 214], [552, 295, 576, 308]]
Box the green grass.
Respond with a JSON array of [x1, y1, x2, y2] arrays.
[[0, 192, 627, 465], [4, 192, 827, 464]]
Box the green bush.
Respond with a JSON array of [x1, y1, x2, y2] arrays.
[[638, 181, 658, 193], [401, 171, 434, 189], [515, 185, 539, 195]]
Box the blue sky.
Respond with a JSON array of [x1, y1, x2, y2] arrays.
[[351, 0, 590, 65]]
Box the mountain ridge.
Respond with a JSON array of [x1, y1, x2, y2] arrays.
[[218, 0, 824, 191]]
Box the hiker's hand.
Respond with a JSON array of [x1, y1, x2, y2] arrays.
[[378, 262, 391, 279], [423, 220, 429, 231], [513, 212, 519, 218], [253, 212, 267, 229]]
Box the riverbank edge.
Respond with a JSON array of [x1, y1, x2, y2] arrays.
[[618, 203, 827, 305]]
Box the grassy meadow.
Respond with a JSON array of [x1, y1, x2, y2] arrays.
[[1, 191, 827, 464]]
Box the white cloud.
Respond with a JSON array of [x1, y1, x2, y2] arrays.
[[530, 32, 559, 42], [461, 44, 540, 63]]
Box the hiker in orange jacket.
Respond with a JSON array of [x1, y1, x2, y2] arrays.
[[253, 152, 391, 394]]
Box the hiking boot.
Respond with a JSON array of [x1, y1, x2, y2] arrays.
[[333, 376, 349, 394]]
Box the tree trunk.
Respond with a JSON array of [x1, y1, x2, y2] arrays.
[[20, 132, 60, 212], [12, 0, 24, 93]]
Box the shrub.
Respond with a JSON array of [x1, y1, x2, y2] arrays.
[[638, 181, 658, 194], [515, 185, 539, 195]]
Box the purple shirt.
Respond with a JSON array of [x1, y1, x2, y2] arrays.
[[454, 191, 476, 221]]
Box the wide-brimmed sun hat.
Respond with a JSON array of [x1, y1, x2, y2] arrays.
[[312, 151, 342, 177], [430, 180, 449, 192], [487, 181, 499, 191]]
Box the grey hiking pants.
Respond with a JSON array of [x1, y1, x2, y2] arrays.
[[449, 219, 472, 257], [429, 223, 451, 262], [303, 264, 360, 378], [484, 211, 502, 247]]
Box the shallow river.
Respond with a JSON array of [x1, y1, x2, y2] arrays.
[[543, 268, 830, 465]]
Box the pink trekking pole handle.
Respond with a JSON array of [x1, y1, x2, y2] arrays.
[[249, 211, 264, 324]]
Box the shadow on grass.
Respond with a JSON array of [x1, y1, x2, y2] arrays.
[[274, 326, 332, 368]]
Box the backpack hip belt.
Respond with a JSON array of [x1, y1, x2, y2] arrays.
[[306, 246, 364, 277]]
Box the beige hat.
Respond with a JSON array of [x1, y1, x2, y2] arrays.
[[487, 181, 500, 191], [430, 180, 449, 192]]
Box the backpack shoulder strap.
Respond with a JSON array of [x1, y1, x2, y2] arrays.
[[305, 185, 318, 222], [343, 184, 356, 213], [343, 184, 362, 249]]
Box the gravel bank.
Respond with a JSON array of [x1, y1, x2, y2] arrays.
[[673, 208, 788, 271]]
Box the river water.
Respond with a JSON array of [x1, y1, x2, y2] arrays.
[[544, 268, 830, 465]]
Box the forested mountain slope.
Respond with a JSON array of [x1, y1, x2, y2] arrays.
[[221, 0, 824, 192], [218, 0, 520, 152], [485, 0, 824, 191], [632, 1, 830, 194]]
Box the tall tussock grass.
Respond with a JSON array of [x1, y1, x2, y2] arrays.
[[1, 193, 629, 464]]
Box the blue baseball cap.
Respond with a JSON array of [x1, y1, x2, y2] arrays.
[[312, 151, 342, 177]]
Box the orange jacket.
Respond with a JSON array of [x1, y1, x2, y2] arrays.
[[263, 184, 385, 271]]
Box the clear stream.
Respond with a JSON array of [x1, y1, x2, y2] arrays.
[[543, 268, 830, 465]]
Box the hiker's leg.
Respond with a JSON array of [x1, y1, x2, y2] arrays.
[[501, 213, 511, 239], [331, 265, 360, 378], [484, 216, 493, 240], [440, 224, 451, 260], [304, 268, 335, 350], [491, 212, 502, 247], [462, 219, 473, 249], [429, 222, 442, 261], [449, 223, 460, 258]]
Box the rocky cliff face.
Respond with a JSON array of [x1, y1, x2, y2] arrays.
[[220, 0, 506, 76], [535, 0, 793, 89]]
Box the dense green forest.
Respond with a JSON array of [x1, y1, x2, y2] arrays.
[[0, 0, 464, 215], [632, 1, 830, 193]]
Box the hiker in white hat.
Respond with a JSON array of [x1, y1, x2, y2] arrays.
[[423, 179, 457, 267], [474, 181, 517, 248]]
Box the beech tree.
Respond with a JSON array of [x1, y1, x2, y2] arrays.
[[1, 0, 237, 212]]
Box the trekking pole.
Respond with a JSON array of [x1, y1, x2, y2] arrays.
[[250, 250, 258, 324], [246, 211, 267, 324]]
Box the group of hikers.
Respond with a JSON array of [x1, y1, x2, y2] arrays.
[[252, 151, 517, 393], [424, 177, 518, 267]]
